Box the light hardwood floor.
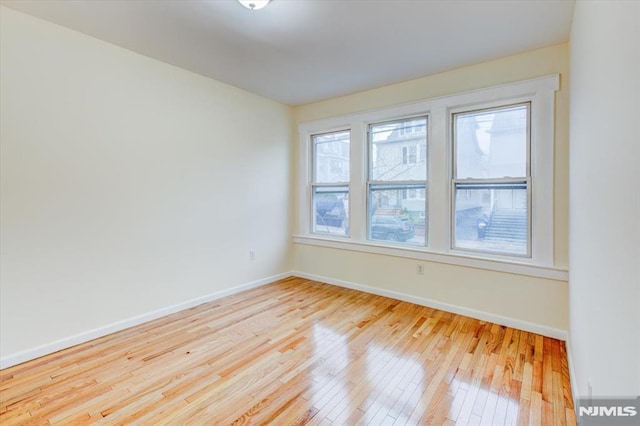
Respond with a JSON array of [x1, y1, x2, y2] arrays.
[[0, 277, 575, 425]]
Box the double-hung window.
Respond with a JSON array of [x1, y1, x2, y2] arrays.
[[452, 104, 530, 256], [311, 130, 350, 236], [297, 75, 559, 277], [368, 117, 428, 245]]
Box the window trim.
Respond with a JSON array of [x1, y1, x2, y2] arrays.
[[296, 74, 560, 274]]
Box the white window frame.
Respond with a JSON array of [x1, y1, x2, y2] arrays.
[[310, 130, 351, 238], [367, 116, 429, 247], [451, 102, 532, 258], [295, 75, 562, 280]]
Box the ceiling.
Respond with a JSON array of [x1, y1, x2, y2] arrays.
[[1, 0, 575, 105]]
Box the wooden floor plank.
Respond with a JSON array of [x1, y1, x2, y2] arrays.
[[0, 277, 576, 425]]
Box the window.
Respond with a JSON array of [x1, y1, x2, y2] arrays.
[[368, 117, 427, 245], [312, 130, 350, 236], [452, 104, 530, 256], [296, 75, 559, 277], [402, 146, 417, 164]]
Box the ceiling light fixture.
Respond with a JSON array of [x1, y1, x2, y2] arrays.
[[238, 0, 271, 10]]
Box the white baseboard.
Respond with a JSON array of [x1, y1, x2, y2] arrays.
[[0, 272, 290, 370], [565, 339, 581, 406], [292, 271, 568, 341]]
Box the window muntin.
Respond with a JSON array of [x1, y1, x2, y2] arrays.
[[452, 104, 531, 256], [368, 117, 428, 246], [311, 131, 350, 237]]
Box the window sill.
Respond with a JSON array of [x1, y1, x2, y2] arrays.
[[292, 235, 568, 281]]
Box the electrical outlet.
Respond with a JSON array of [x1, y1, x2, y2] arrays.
[[249, 250, 255, 261], [417, 264, 424, 275]]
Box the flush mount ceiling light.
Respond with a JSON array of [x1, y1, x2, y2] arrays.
[[238, 0, 271, 10]]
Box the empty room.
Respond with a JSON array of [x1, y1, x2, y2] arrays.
[[0, 0, 638, 425]]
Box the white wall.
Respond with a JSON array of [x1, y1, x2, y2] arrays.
[[569, 0, 640, 397], [0, 7, 292, 361], [293, 45, 570, 335]]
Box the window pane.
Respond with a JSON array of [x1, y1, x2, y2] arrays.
[[455, 104, 528, 179], [370, 118, 427, 181], [313, 186, 349, 236], [313, 131, 350, 183], [454, 182, 528, 255], [368, 184, 426, 245]]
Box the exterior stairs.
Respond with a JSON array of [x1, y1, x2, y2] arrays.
[[484, 209, 527, 242]]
